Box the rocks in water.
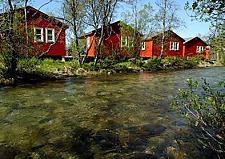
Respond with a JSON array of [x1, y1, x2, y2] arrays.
[[127, 137, 149, 151], [94, 129, 120, 151], [0, 145, 19, 159], [128, 152, 158, 159], [126, 124, 166, 137]]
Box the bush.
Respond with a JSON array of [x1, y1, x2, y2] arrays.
[[17, 57, 41, 72], [82, 62, 96, 71], [143, 58, 162, 70], [172, 79, 225, 158], [113, 61, 140, 72]]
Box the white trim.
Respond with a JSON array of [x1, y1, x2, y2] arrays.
[[34, 27, 44, 42], [141, 42, 145, 50], [196, 46, 204, 53], [87, 36, 91, 49], [45, 28, 55, 43], [121, 36, 128, 47], [169, 42, 179, 51]]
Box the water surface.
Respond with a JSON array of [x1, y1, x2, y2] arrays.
[[0, 67, 224, 159]]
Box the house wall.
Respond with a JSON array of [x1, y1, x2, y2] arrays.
[[140, 40, 153, 58], [86, 35, 95, 57], [28, 17, 66, 57], [152, 36, 184, 57], [102, 33, 121, 57], [185, 39, 207, 57]]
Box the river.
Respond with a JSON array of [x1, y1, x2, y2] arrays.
[[0, 67, 224, 159]]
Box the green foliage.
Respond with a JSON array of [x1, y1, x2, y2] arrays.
[[82, 62, 96, 71], [18, 57, 41, 72], [209, 23, 225, 64], [143, 57, 200, 71], [185, 0, 225, 25], [172, 79, 225, 157], [144, 58, 162, 70], [113, 61, 140, 72]]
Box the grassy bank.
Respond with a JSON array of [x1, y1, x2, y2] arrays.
[[0, 56, 216, 86]]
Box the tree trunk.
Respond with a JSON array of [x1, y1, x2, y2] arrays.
[[94, 25, 105, 68], [7, 1, 18, 78], [159, 0, 167, 59]]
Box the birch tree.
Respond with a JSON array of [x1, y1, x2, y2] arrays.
[[0, 0, 26, 78], [84, 0, 120, 67], [122, 1, 155, 58], [62, 0, 85, 66], [185, 0, 225, 63], [154, 0, 183, 58]]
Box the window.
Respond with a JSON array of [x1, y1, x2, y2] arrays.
[[34, 27, 44, 42], [141, 42, 145, 50], [46, 28, 55, 43], [196, 46, 204, 53], [121, 36, 128, 47], [169, 42, 179, 51]]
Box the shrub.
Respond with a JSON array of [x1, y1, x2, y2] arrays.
[[172, 79, 225, 158], [82, 62, 96, 71], [143, 58, 162, 70], [113, 61, 140, 72], [17, 57, 41, 72], [134, 58, 145, 68], [66, 60, 80, 70]]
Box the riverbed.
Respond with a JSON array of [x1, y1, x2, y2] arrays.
[[0, 67, 224, 159]]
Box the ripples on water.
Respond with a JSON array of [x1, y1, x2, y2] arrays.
[[0, 67, 224, 159]]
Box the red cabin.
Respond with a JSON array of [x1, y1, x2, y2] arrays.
[[184, 37, 209, 59], [0, 6, 68, 58], [81, 21, 142, 59], [140, 30, 185, 58]]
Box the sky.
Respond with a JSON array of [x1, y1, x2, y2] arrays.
[[30, 0, 211, 39]]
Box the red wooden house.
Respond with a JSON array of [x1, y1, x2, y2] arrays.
[[140, 30, 185, 58], [0, 6, 68, 57], [184, 37, 209, 59], [81, 21, 141, 59]]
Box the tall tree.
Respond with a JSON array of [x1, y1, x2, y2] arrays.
[[84, 0, 120, 67], [0, 0, 25, 78], [62, 0, 85, 66], [185, 0, 225, 26], [154, 0, 183, 58], [122, 1, 155, 58], [186, 0, 225, 62]]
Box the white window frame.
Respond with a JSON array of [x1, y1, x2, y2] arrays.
[[141, 42, 146, 50], [34, 27, 44, 43], [196, 46, 204, 53], [169, 42, 179, 51], [121, 36, 128, 47], [45, 28, 55, 43]]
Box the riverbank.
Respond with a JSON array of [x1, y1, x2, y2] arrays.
[[0, 67, 224, 159], [0, 57, 222, 86]]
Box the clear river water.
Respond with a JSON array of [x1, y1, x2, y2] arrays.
[[0, 67, 225, 159]]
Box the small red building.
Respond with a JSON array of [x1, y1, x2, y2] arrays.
[[184, 37, 209, 59], [140, 30, 185, 58], [0, 6, 68, 57], [81, 21, 142, 59]]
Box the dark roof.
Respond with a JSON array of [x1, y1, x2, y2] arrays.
[[145, 30, 185, 42], [80, 20, 142, 38], [184, 37, 207, 45], [0, 6, 68, 29]]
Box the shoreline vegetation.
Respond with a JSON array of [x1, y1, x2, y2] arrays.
[[0, 56, 223, 86]]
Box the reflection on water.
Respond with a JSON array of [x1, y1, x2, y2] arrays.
[[0, 67, 225, 159]]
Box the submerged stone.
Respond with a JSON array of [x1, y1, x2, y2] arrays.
[[128, 152, 157, 159], [126, 124, 166, 137], [94, 129, 120, 150]]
